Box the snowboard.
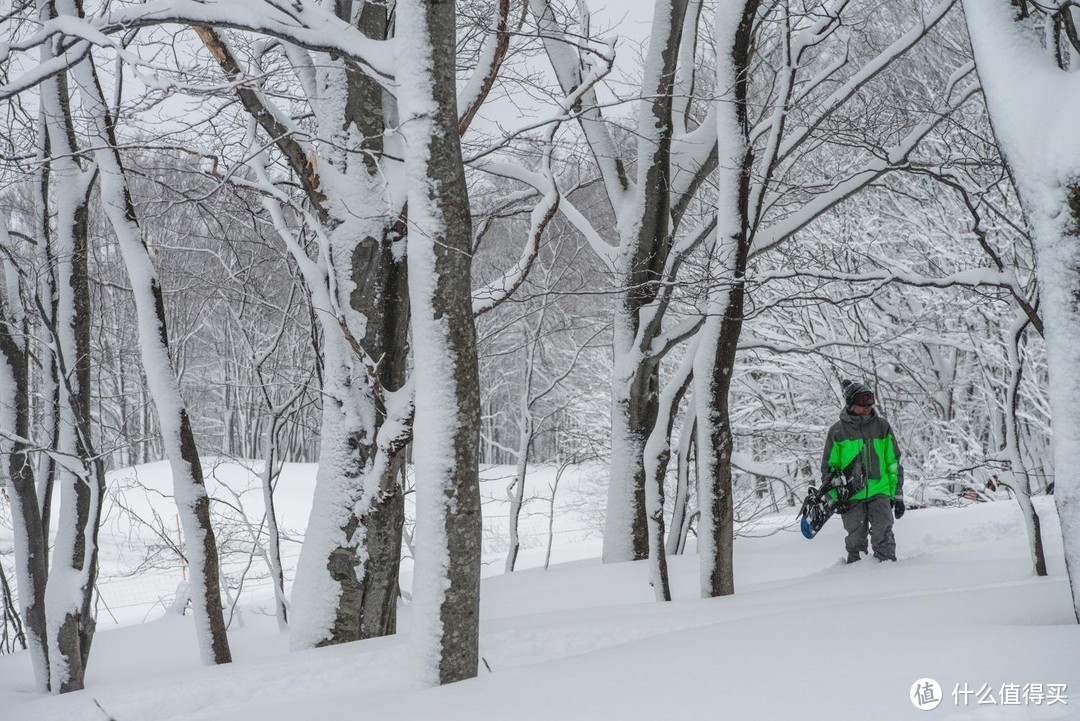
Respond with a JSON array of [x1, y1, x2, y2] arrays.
[[797, 476, 851, 539]]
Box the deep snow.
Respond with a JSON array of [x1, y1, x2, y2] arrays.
[[1, 461, 1077, 720]]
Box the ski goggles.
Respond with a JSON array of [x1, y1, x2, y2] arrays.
[[852, 392, 875, 407]]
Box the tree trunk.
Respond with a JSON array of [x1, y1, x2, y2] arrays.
[[666, 416, 695, 556], [261, 416, 288, 631], [963, 0, 1080, 620], [504, 416, 532, 574], [1004, 315, 1047, 576], [290, 323, 408, 645], [603, 0, 691, 564], [203, 0, 415, 648], [1035, 188, 1080, 614], [605, 357, 657, 562], [397, 0, 482, 686], [643, 346, 695, 601], [32, 137, 57, 559], [694, 277, 745, 597], [528, 0, 691, 566], [505, 317, 542, 574], [35, 16, 105, 689], [44, 155, 103, 692], [694, 0, 758, 599], [0, 248, 49, 691], [67, 51, 233, 666]]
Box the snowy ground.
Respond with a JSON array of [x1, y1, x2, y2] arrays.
[[1, 462, 1078, 720]]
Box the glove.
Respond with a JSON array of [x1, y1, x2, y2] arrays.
[[893, 499, 906, 519]]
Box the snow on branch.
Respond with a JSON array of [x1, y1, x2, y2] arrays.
[[0, 40, 90, 100], [963, 1, 1080, 188], [750, 64, 978, 257], [528, 0, 628, 211], [765, 0, 958, 172], [731, 452, 789, 481], [647, 314, 705, 361], [472, 185, 560, 317], [471, 108, 569, 317], [457, 0, 512, 135], [0, 0, 395, 93], [754, 266, 1026, 294], [550, 194, 619, 271]]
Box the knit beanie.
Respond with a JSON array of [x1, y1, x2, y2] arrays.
[[840, 378, 874, 408]]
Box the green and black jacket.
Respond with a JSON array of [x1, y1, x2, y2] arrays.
[[820, 409, 904, 501]]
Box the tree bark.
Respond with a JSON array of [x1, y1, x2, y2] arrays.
[[397, 0, 482, 685], [963, 0, 1080, 620], [1004, 315, 1047, 576], [603, 0, 691, 564], [694, 0, 759, 599], [66, 47, 233, 666], [666, 416, 695, 556], [0, 247, 49, 691], [643, 346, 695, 601], [35, 7, 105, 688]]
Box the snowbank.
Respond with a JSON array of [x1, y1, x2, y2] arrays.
[[2, 473, 1076, 720]]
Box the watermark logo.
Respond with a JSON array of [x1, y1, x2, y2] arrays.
[[909, 680, 1068, 710], [911, 678, 943, 711]]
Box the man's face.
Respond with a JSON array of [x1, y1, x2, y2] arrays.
[[851, 392, 875, 416]]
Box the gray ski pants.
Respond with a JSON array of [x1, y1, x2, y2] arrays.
[[841, 494, 895, 560]]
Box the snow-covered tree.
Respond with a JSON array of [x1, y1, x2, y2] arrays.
[[962, 0, 1080, 619], [526, 0, 974, 596], [0, 0, 237, 672], [0, 225, 49, 690], [31, 2, 111, 690], [527, 0, 712, 565], [192, 11, 416, 650], [694, 0, 975, 597], [397, 0, 483, 686]]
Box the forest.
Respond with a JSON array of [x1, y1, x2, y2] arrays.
[[1, 0, 1078, 717]]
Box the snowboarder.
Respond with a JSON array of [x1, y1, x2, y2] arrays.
[[821, 379, 905, 563]]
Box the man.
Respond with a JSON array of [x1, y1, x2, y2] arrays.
[[821, 379, 905, 563]]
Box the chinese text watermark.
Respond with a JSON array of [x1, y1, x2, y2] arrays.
[[910, 680, 1068, 711]]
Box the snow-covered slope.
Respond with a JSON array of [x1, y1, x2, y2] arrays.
[[1, 466, 1077, 720]]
